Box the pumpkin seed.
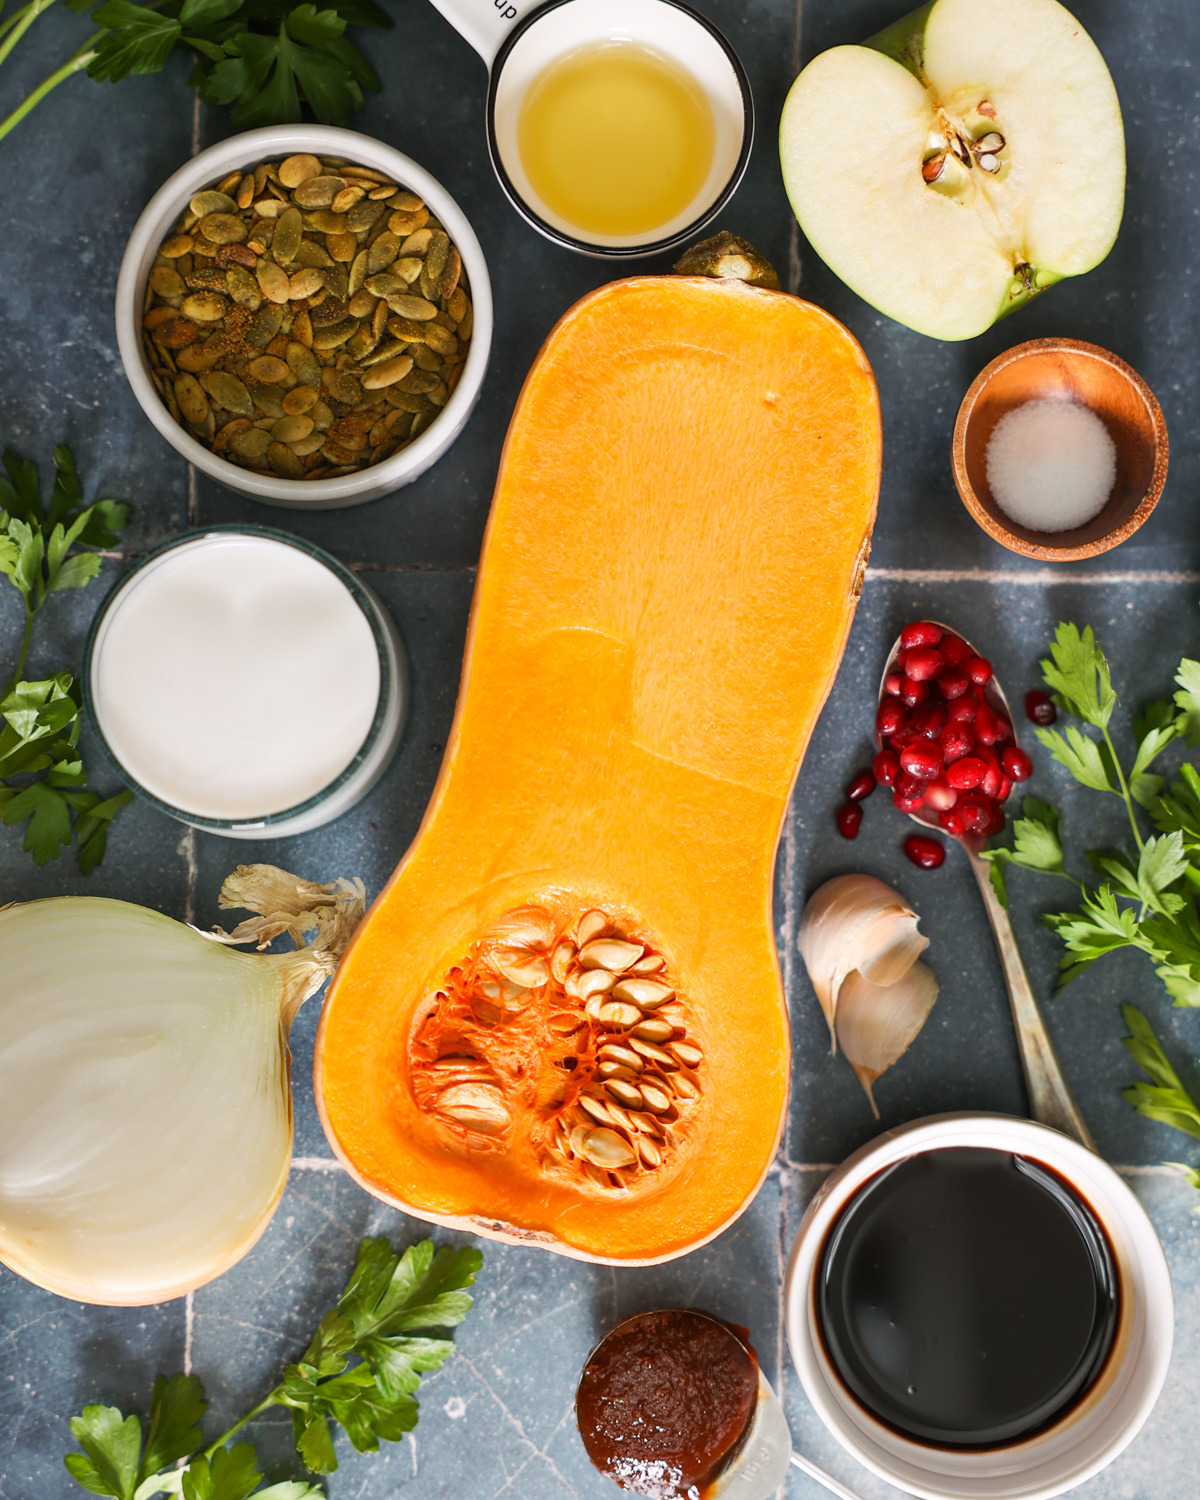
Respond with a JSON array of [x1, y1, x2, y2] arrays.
[[579, 1095, 614, 1127], [578, 1127, 636, 1171], [279, 153, 320, 188], [229, 426, 272, 459], [598, 1001, 642, 1029], [630, 1038, 677, 1070], [142, 154, 472, 480], [631, 1019, 674, 1044], [173, 374, 208, 426], [361, 355, 414, 390], [578, 968, 615, 999], [198, 212, 247, 245], [639, 1083, 672, 1115], [256, 260, 290, 303], [293, 174, 345, 209], [597, 1044, 643, 1072], [580, 939, 643, 971], [636, 1136, 662, 1170], [190, 190, 237, 218], [438, 1083, 510, 1135], [203, 371, 253, 414], [613, 978, 675, 1010], [604, 1078, 644, 1110], [287, 267, 325, 300], [272, 206, 303, 265], [670, 1041, 703, 1068], [386, 293, 438, 321]]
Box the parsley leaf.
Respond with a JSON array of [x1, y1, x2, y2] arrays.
[[1035, 723, 1117, 794], [1175, 658, 1200, 747], [1044, 883, 1139, 986], [278, 1238, 482, 1473], [1040, 621, 1117, 729], [89, 3, 184, 82], [202, 7, 378, 127], [981, 796, 1070, 906], [1122, 1005, 1200, 1141], [65, 1238, 481, 1496], [0, 444, 130, 869], [1130, 698, 1181, 807]]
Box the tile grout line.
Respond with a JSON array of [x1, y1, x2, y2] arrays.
[[183, 1290, 194, 1376], [867, 566, 1200, 584]]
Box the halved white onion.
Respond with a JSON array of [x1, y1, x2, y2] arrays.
[[0, 865, 363, 1306]]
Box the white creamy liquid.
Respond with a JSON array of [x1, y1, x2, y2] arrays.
[[92, 534, 381, 820]]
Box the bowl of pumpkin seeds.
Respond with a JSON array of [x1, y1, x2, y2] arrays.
[[116, 126, 492, 508]]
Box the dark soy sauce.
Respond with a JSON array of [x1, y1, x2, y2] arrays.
[[817, 1147, 1117, 1448]]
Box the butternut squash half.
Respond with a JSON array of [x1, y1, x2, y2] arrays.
[[315, 260, 881, 1263]]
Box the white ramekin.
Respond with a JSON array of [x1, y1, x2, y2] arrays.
[[785, 1114, 1174, 1500], [115, 125, 493, 509]]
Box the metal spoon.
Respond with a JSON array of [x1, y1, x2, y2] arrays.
[[712, 1368, 865, 1500], [879, 624, 1094, 1149]]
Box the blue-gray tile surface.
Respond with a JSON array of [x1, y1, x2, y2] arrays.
[[3, 0, 1200, 1496]]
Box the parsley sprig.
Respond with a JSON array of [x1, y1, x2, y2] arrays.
[[0, 0, 390, 146], [65, 1236, 483, 1498], [0, 444, 133, 869], [985, 620, 1200, 1199]]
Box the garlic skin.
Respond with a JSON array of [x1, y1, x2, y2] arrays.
[[797, 874, 929, 1049], [0, 866, 363, 1306], [835, 962, 940, 1118]]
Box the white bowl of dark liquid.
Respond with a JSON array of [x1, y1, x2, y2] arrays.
[[785, 1114, 1173, 1499]]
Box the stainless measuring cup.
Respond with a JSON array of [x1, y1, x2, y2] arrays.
[[426, 0, 754, 256]]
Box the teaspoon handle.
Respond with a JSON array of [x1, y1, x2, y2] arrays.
[[966, 845, 1096, 1151], [789, 1452, 866, 1500]]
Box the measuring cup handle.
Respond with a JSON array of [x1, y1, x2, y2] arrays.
[[426, 0, 528, 67]]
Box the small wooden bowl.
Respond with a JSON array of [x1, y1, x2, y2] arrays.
[[952, 338, 1168, 560]]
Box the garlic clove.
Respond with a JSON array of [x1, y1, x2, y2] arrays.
[[797, 874, 928, 1050], [835, 961, 939, 1118]]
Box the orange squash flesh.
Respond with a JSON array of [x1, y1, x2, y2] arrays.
[[315, 274, 881, 1263]]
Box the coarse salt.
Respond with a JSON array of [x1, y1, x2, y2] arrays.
[[985, 398, 1116, 533]]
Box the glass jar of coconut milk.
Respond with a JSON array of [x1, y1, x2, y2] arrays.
[[85, 527, 406, 838]]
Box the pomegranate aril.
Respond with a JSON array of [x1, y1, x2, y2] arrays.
[[1002, 746, 1033, 782], [946, 757, 987, 791], [966, 656, 993, 686], [939, 634, 971, 668], [847, 770, 876, 801], [884, 671, 905, 697], [924, 777, 958, 811], [877, 701, 906, 738], [982, 762, 1004, 800], [895, 794, 926, 814], [890, 724, 921, 752], [939, 726, 974, 764], [912, 703, 947, 738], [904, 834, 946, 870], [947, 698, 976, 727], [904, 647, 945, 682], [836, 802, 863, 839], [997, 775, 1014, 803], [1026, 690, 1057, 726], [986, 801, 1007, 837], [994, 715, 1014, 745], [900, 621, 943, 650], [873, 749, 900, 787], [957, 794, 992, 834], [900, 743, 944, 781], [900, 676, 930, 707], [975, 703, 999, 745], [936, 669, 970, 700], [895, 770, 927, 800], [939, 810, 966, 837]]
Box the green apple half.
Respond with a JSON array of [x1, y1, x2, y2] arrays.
[[779, 0, 1125, 341]]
